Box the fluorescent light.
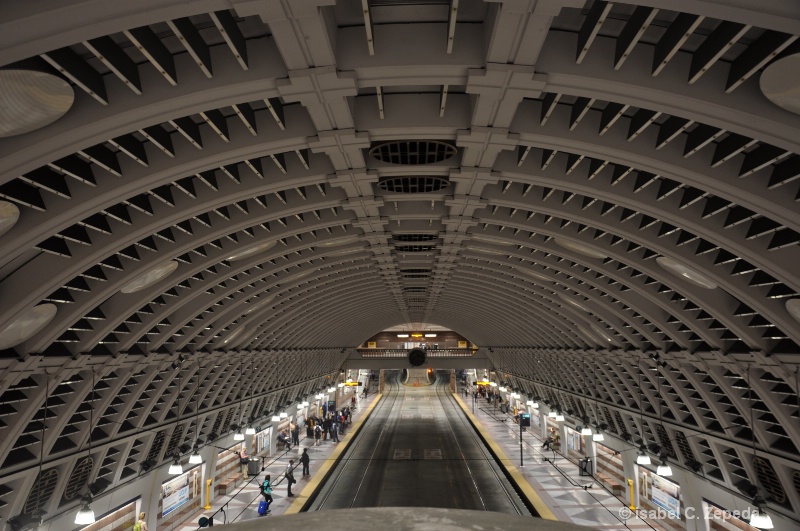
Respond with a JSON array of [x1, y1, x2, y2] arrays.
[[245, 426, 256, 435], [750, 511, 774, 529], [397, 333, 409, 338], [424, 333, 437, 338], [657, 463, 673, 477]]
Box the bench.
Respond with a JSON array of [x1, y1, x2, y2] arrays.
[[595, 472, 624, 496], [217, 473, 243, 495]]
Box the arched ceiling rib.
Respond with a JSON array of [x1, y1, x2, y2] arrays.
[[1, 0, 800, 527]]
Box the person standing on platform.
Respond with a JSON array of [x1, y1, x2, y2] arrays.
[[314, 423, 322, 446], [362, 386, 368, 398], [239, 449, 250, 480], [300, 448, 310, 476], [330, 419, 340, 442], [291, 422, 300, 446], [286, 460, 296, 497]]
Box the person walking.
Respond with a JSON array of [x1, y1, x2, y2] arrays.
[[286, 460, 296, 497], [300, 448, 310, 476], [291, 422, 300, 446], [313, 423, 322, 446], [260, 475, 273, 515], [133, 512, 148, 531]]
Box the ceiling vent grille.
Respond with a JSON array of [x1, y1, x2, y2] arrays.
[[63, 456, 93, 502], [393, 234, 437, 242], [24, 468, 59, 515], [754, 456, 787, 504], [395, 245, 436, 252], [369, 140, 457, 165], [378, 176, 450, 193]]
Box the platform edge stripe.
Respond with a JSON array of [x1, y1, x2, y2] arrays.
[[452, 393, 559, 521], [285, 394, 384, 514]]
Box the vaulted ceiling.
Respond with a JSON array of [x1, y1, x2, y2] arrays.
[[0, 0, 799, 527]]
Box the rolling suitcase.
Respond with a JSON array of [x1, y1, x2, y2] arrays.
[[258, 500, 269, 516]]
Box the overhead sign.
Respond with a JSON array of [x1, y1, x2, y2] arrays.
[[367, 341, 377, 348], [343, 382, 363, 386], [458, 341, 468, 348]]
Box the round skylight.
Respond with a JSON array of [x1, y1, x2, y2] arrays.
[[656, 256, 718, 289], [0, 304, 58, 350], [0, 69, 75, 137], [786, 299, 800, 323], [554, 238, 608, 259], [120, 261, 179, 293], [0, 201, 21, 238], [225, 241, 276, 261], [760, 54, 800, 115]]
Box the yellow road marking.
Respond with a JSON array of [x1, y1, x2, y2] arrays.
[[285, 394, 383, 514], [452, 393, 558, 521]]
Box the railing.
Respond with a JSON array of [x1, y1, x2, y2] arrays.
[[355, 348, 478, 358]]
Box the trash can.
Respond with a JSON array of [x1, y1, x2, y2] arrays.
[[247, 459, 261, 476], [579, 457, 592, 476]]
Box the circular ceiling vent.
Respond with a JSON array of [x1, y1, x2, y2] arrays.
[[378, 176, 450, 193], [369, 140, 457, 165]]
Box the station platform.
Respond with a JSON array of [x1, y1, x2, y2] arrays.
[[174, 391, 381, 529], [179, 378, 656, 530], [454, 386, 655, 530]]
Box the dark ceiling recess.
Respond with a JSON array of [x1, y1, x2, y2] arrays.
[[369, 140, 457, 164], [408, 348, 426, 367], [378, 176, 450, 193], [395, 245, 437, 252], [393, 234, 437, 242]]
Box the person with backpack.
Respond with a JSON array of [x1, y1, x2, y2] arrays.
[[133, 512, 148, 531], [259, 474, 273, 515], [313, 424, 322, 446]]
